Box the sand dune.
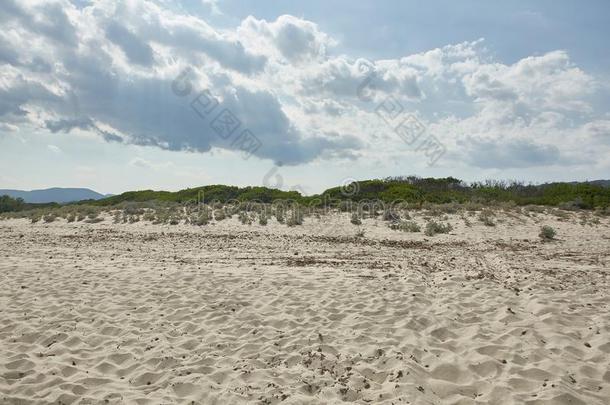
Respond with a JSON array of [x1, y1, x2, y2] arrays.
[[1, 211, 609, 404]]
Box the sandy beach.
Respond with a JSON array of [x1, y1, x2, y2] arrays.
[[1, 210, 609, 404]]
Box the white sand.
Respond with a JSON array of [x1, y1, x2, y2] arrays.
[[0, 210, 609, 404]]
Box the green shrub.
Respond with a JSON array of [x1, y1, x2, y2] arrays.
[[0, 195, 25, 213], [275, 209, 285, 224], [287, 209, 303, 226], [424, 220, 453, 236], [238, 211, 252, 225], [214, 209, 226, 221], [350, 212, 362, 225], [43, 214, 57, 223], [539, 225, 556, 241], [259, 213, 268, 226], [194, 210, 209, 226], [399, 221, 421, 232]]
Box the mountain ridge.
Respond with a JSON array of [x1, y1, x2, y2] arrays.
[[0, 188, 111, 204]]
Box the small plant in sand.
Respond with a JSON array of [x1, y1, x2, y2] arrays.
[[43, 213, 57, 223], [594, 207, 609, 217], [238, 211, 252, 225], [460, 214, 472, 227], [355, 229, 365, 238], [213, 209, 226, 221], [66, 214, 76, 223], [122, 203, 145, 216], [382, 209, 400, 222], [258, 212, 268, 226], [169, 216, 181, 225], [399, 221, 421, 233], [85, 217, 104, 224], [525, 205, 546, 214], [143, 211, 156, 222], [551, 209, 570, 221], [287, 209, 303, 227], [539, 225, 556, 241], [424, 220, 453, 236], [389, 220, 420, 232], [478, 209, 496, 227], [30, 214, 40, 224], [275, 208, 285, 224], [193, 210, 209, 226], [350, 212, 362, 225]]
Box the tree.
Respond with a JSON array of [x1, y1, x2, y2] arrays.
[[0, 195, 25, 213]]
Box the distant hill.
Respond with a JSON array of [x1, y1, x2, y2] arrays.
[[0, 188, 110, 203], [581, 180, 610, 188]]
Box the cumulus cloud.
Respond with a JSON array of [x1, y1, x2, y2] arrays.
[[0, 1, 608, 172], [299, 57, 422, 102], [238, 15, 333, 63], [462, 138, 560, 169], [583, 120, 610, 144], [47, 144, 62, 153], [105, 21, 155, 66], [0, 0, 78, 47]]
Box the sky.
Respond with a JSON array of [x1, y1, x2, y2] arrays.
[[1, 0, 609, 195]]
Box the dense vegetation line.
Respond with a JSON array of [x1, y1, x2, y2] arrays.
[[1, 176, 609, 215]]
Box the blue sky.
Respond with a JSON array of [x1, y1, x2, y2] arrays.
[[1, 0, 609, 195]]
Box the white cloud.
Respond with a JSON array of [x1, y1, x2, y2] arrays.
[[0, 1, 608, 173], [47, 144, 62, 153], [129, 157, 173, 170], [238, 15, 334, 63], [201, 0, 222, 16]]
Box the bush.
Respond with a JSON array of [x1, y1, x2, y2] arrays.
[[43, 214, 57, 223], [238, 211, 251, 225], [399, 221, 421, 233], [382, 210, 400, 222], [214, 209, 226, 221], [350, 212, 362, 225], [85, 217, 104, 224], [424, 220, 453, 236], [478, 210, 496, 226], [539, 225, 556, 241], [0, 195, 25, 213], [194, 210, 209, 226], [275, 208, 285, 224], [259, 213, 268, 226], [287, 209, 303, 226], [143, 211, 156, 222]]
